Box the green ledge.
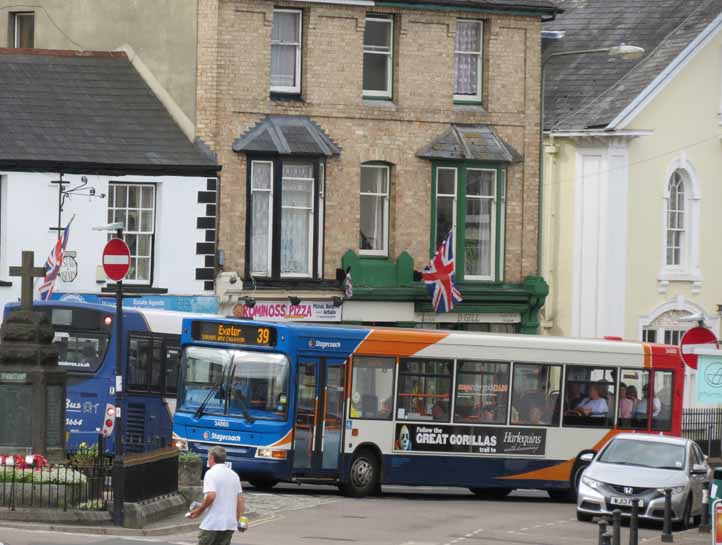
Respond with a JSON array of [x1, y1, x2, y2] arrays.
[[341, 250, 548, 334]]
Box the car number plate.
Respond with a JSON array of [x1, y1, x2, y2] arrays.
[[610, 497, 643, 507]]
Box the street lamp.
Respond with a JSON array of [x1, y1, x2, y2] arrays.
[[537, 42, 645, 274]]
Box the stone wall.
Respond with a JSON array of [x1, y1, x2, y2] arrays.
[[197, 0, 542, 283]]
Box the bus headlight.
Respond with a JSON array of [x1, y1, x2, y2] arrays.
[[256, 448, 287, 460]]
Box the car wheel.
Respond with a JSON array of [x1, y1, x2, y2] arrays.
[[577, 510, 593, 522], [341, 448, 380, 498], [469, 487, 512, 500]]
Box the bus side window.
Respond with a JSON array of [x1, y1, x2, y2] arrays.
[[150, 337, 163, 393], [396, 359, 452, 423], [562, 366, 616, 427], [454, 361, 509, 424], [128, 336, 152, 392], [350, 356, 394, 420], [619, 369, 650, 430], [511, 363, 561, 426], [651, 370, 673, 431], [164, 346, 180, 397]]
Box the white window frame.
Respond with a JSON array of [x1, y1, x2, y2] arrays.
[[280, 164, 314, 279], [12, 12, 34, 49], [665, 170, 686, 269], [453, 19, 483, 103], [359, 164, 390, 257], [464, 168, 496, 281], [434, 167, 458, 248], [107, 182, 156, 285], [270, 8, 302, 94], [657, 158, 702, 292], [250, 161, 274, 277], [362, 15, 393, 99]]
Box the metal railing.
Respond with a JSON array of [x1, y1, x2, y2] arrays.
[[682, 408, 722, 457], [0, 462, 112, 511]]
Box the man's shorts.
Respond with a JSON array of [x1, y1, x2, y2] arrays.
[[198, 529, 234, 545]]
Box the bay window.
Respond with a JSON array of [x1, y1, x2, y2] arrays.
[[247, 158, 323, 280], [454, 20, 483, 103], [432, 164, 504, 282], [363, 15, 393, 98], [359, 164, 390, 255], [271, 9, 302, 94]]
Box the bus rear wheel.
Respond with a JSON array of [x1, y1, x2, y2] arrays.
[[469, 487, 512, 500], [248, 478, 278, 491], [342, 449, 380, 498]]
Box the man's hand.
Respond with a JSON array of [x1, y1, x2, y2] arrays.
[[189, 508, 202, 519]]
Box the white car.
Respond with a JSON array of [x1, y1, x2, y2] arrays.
[[576, 434, 709, 529]]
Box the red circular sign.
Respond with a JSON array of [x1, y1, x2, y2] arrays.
[[680, 327, 719, 370], [102, 238, 131, 282]]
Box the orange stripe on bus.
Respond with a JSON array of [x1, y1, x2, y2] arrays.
[[498, 430, 620, 482], [267, 430, 293, 448], [643, 343, 652, 368], [355, 330, 448, 357]]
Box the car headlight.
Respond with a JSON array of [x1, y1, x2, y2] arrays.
[[671, 486, 686, 495], [582, 476, 603, 490]]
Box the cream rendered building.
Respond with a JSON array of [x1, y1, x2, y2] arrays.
[[541, 0, 722, 406]]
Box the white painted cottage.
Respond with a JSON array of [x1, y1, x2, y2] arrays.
[[0, 49, 220, 314]]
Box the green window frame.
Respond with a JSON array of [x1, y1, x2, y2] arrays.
[[430, 162, 506, 282]]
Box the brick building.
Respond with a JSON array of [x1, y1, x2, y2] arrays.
[[199, 0, 558, 332]]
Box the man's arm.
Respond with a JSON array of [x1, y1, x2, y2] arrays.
[[236, 493, 245, 521], [189, 491, 216, 519]]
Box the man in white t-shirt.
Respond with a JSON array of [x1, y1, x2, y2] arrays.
[[189, 446, 244, 545]]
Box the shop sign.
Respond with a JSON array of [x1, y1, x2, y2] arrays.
[[233, 301, 341, 322], [393, 423, 545, 456]]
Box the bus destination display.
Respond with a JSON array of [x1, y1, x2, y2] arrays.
[[192, 321, 277, 347]]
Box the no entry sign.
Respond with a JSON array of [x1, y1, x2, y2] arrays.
[[680, 326, 719, 370], [102, 238, 131, 282]]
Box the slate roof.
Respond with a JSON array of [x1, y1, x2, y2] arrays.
[[417, 124, 522, 163], [375, 0, 559, 15], [544, 0, 722, 131], [232, 116, 341, 157], [0, 49, 218, 176]]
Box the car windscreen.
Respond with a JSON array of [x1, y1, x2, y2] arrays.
[[598, 438, 686, 470]]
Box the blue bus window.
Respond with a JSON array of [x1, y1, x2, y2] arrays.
[[128, 337, 152, 391], [53, 331, 108, 373], [164, 347, 180, 396]]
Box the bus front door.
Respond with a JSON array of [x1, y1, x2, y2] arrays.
[[292, 358, 346, 478]]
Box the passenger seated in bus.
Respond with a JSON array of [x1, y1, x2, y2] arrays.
[[565, 383, 584, 409], [632, 384, 661, 420], [618, 383, 634, 419], [431, 399, 449, 421], [574, 385, 608, 418]]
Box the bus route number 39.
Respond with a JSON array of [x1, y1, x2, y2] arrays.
[[256, 327, 271, 345]]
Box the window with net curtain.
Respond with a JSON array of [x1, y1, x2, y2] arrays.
[[281, 164, 314, 276], [271, 9, 302, 93], [251, 162, 273, 276], [359, 165, 389, 255], [666, 170, 686, 267], [454, 20, 483, 101], [464, 169, 496, 279]]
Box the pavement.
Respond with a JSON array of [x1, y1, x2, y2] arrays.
[[0, 485, 714, 545]]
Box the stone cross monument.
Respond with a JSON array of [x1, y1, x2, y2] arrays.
[[0, 251, 66, 460]]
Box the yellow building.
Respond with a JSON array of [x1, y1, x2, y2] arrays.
[[541, 0, 722, 406]]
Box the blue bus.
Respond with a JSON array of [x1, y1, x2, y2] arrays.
[[5, 301, 190, 454], [173, 316, 685, 497]]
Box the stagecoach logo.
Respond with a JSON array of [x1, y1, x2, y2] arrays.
[[307, 339, 342, 350], [704, 362, 722, 388], [624, 487, 634, 495], [203, 431, 209, 440]]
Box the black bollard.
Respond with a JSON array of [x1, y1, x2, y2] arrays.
[[700, 486, 711, 534], [598, 518, 609, 545], [601, 532, 612, 545], [612, 509, 621, 545], [661, 488, 673, 542], [630, 499, 640, 545]]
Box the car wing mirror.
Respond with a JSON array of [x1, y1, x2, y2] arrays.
[[691, 463, 707, 475], [580, 452, 595, 463]]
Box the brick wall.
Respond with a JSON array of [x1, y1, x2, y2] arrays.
[[197, 0, 541, 284]]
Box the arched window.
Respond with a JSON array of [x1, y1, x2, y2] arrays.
[[665, 170, 686, 267]]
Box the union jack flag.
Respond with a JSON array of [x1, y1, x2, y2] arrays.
[[422, 231, 463, 313], [38, 220, 72, 301]]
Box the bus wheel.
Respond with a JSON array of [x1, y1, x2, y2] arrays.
[[469, 488, 512, 500], [342, 449, 380, 498], [248, 478, 278, 491]]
